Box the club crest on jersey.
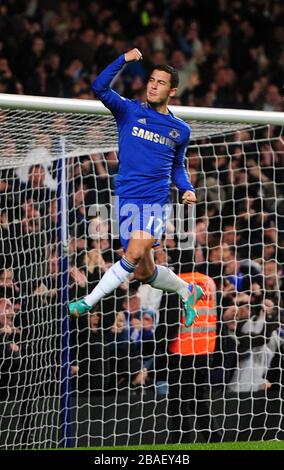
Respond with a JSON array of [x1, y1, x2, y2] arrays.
[[169, 129, 180, 139]]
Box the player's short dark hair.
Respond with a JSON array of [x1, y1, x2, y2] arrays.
[[151, 64, 179, 88]]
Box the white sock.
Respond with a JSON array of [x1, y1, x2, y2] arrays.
[[149, 265, 189, 301], [84, 257, 136, 307]]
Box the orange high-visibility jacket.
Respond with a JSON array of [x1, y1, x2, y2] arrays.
[[169, 272, 217, 356]]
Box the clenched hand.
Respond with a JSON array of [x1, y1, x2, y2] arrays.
[[182, 190, 196, 205], [124, 48, 143, 63]]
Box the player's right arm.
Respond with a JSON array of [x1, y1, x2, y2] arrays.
[[92, 48, 143, 117]]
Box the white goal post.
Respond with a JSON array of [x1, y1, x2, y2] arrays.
[[0, 92, 283, 449]]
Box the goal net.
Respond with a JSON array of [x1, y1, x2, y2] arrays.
[[0, 96, 283, 448]]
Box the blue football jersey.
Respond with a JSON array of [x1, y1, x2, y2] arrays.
[[92, 55, 195, 201]]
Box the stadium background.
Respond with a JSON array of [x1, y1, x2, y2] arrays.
[[0, 0, 284, 449]]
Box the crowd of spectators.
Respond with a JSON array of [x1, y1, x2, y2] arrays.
[[0, 0, 284, 110], [0, 0, 284, 445]]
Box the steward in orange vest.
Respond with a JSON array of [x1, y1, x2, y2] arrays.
[[169, 272, 217, 356], [167, 272, 221, 443]]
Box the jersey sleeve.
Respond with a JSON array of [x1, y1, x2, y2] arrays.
[[92, 55, 128, 118], [172, 127, 195, 193]]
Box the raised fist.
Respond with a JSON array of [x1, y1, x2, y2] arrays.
[[124, 48, 143, 63]]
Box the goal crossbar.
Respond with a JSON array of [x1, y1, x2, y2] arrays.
[[0, 93, 284, 125]]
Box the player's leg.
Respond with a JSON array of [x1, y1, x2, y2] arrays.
[[132, 242, 155, 282], [149, 263, 203, 326], [134, 248, 203, 327], [68, 231, 154, 317], [133, 202, 203, 326]]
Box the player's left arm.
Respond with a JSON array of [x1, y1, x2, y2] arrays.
[[92, 55, 128, 118], [172, 129, 196, 205], [92, 49, 143, 119]]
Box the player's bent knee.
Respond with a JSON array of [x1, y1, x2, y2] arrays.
[[134, 268, 155, 282], [134, 271, 147, 282], [125, 249, 145, 265]]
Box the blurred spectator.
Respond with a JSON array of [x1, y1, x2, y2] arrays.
[[15, 133, 57, 191], [0, 298, 21, 399], [20, 164, 53, 221], [0, 261, 20, 303], [227, 297, 282, 393], [105, 310, 148, 391], [70, 312, 111, 395], [120, 289, 157, 366]]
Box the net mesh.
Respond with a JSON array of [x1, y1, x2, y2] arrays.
[[0, 106, 283, 448], [0, 108, 253, 168]]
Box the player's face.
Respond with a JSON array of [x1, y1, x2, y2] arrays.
[[146, 70, 176, 105]]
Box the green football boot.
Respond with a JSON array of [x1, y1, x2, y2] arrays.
[[184, 284, 204, 327], [67, 298, 92, 318]]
